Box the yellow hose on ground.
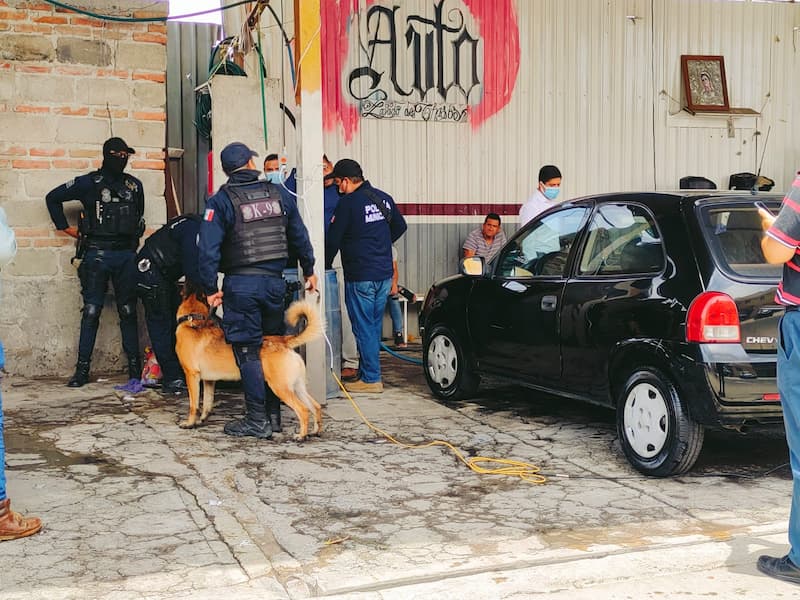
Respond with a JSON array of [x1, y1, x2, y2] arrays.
[[332, 371, 547, 485]]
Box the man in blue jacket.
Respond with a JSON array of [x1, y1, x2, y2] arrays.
[[199, 142, 317, 438], [325, 159, 407, 393]]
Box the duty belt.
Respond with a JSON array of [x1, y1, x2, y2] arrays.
[[87, 238, 135, 251]]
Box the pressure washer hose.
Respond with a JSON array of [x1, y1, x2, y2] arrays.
[[380, 343, 423, 365]]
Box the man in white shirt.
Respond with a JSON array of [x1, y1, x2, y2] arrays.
[[518, 165, 563, 230]]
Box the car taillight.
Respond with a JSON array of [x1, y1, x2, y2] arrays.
[[686, 292, 741, 343]]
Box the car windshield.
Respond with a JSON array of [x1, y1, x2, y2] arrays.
[[698, 200, 782, 280]]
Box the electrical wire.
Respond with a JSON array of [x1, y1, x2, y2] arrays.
[[256, 31, 269, 152], [43, 0, 254, 23], [266, 1, 297, 89]]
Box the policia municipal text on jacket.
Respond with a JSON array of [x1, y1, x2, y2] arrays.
[[45, 137, 145, 387]]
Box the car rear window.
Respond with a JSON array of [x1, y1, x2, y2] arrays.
[[698, 200, 783, 280]]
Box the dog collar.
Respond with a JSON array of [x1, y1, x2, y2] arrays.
[[176, 313, 208, 327]]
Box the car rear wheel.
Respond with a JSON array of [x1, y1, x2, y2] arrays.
[[423, 324, 479, 401], [616, 368, 704, 477]]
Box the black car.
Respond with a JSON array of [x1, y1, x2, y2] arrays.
[[420, 192, 785, 476]]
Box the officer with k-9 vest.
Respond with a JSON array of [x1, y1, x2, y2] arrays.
[[198, 142, 317, 439], [46, 137, 145, 388], [136, 213, 202, 396]]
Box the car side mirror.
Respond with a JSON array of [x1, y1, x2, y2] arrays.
[[461, 256, 485, 276]]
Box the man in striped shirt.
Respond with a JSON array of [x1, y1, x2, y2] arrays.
[[462, 213, 507, 264], [758, 170, 800, 585]]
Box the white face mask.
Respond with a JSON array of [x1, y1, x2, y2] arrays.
[[543, 186, 560, 201], [265, 171, 283, 185]]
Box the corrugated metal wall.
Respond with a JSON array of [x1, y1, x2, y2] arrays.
[[653, 0, 799, 191], [166, 21, 218, 215], [252, 0, 800, 294]]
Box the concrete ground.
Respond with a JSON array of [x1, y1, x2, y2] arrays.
[[1, 348, 799, 599]]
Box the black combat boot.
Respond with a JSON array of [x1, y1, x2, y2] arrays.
[[127, 356, 142, 381], [267, 386, 282, 433], [162, 379, 187, 395], [223, 360, 272, 439], [67, 359, 91, 388]]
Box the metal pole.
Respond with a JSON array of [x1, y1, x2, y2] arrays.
[[294, 0, 326, 403]]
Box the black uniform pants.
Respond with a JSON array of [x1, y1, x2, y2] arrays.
[[136, 267, 183, 382], [76, 248, 139, 363]]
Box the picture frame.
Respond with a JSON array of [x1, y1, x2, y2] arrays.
[[681, 55, 730, 113]]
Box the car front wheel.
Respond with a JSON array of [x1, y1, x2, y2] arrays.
[[616, 368, 704, 477], [423, 324, 479, 401]]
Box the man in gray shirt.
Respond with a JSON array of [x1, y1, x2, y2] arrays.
[[463, 212, 507, 263]]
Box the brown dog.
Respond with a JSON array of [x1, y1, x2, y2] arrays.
[[175, 291, 323, 440]]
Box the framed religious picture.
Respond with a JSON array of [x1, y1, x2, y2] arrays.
[[681, 55, 730, 113]]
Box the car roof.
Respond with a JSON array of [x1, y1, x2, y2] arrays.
[[567, 190, 784, 210]]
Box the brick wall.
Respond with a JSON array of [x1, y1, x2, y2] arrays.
[[0, 0, 168, 376]]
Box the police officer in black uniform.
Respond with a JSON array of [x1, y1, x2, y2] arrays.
[[198, 142, 317, 439], [136, 214, 201, 395], [46, 137, 145, 387]]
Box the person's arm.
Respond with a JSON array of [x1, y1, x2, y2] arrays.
[[284, 168, 297, 194], [325, 201, 349, 268], [761, 177, 800, 264], [197, 196, 227, 297], [518, 202, 533, 231], [391, 258, 399, 295], [180, 219, 203, 285], [45, 176, 88, 238], [462, 229, 479, 258], [0, 208, 17, 270], [135, 177, 145, 235], [282, 190, 316, 280], [388, 196, 407, 243]]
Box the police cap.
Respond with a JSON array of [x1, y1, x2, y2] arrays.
[[103, 137, 135, 157], [221, 142, 258, 174]]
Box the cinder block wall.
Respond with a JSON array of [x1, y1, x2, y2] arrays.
[[0, 1, 167, 377]]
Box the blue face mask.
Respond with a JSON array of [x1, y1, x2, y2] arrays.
[[543, 186, 560, 201], [265, 171, 283, 185]]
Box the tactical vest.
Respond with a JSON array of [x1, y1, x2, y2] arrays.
[[219, 181, 288, 272], [79, 172, 143, 246], [142, 214, 200, 280]]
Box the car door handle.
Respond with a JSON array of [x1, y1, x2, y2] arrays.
[[541, 295, 558, 311]]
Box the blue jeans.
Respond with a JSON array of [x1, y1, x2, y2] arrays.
[[1, 340, 6, 501], [387, 295, 403, 335], [345, 279, 391, 383], [779, 312, 800, 566]]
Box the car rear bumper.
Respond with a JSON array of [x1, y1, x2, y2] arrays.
[[673, 343, 782, 428]]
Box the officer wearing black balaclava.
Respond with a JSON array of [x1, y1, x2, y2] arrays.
[[46, 137, 146, 387]]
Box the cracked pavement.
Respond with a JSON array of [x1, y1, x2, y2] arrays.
[[0, 351, 796, 599]]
